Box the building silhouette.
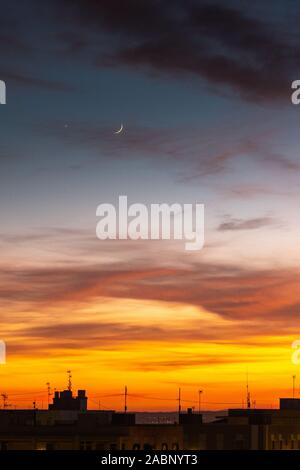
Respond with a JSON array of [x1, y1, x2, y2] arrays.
[[0, 388, 300, 450], [49, 390, 87, 411]]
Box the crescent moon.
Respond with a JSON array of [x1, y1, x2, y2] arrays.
[[115, 124, 124, 134]]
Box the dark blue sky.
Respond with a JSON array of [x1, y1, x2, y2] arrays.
[[1, 0, 300, 237]]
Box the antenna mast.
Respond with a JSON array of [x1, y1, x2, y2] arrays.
[[198, 389, 203, 413], [246, 370, 251, 409], [124, 385, 128, 413], [67, 370, 72, 392], [293, 375, 296, 399], [46, 382, 52, 406], [178, 388, 181, 414]]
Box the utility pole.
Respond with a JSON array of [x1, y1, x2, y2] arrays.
[[198, 390, 203, 413], [124, 386, 128, 413], [293, 375, 296, 399], [178, 388, 181, 414]]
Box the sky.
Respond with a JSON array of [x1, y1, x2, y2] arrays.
[[1, 0, 300, 411]]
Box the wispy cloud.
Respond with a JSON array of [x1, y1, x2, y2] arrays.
[[39, 120, 300, 180], [217, 216, 278, 231], [0, 68, 75, 92], [0, 248, 299, 329]]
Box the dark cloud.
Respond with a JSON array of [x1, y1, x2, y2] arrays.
[[56, 0, 299, 102], [0, 34, 32, 55], [0, 1, 297, 100], [0, 11, 33, 56]]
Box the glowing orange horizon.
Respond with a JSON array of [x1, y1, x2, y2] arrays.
[[1, 297, 298, 412]]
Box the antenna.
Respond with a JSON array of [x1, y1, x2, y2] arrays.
[[246, 369, 251, 409], [124, 385, 128, 413], [178, 388, 181, 414], [198, 390, 203, 413], [293, 375, 296, 398], [67, 370, 72, 392], [46, 382, 52, 406]]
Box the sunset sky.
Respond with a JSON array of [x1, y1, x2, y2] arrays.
[[1, 0, 300, 411]]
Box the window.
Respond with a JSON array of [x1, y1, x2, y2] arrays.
[[80, 441, 93, 450], [133, 443, 140, 450], [36, 443, 47, 451]]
